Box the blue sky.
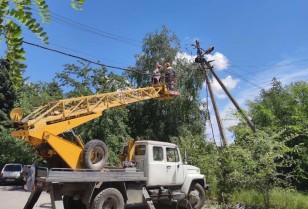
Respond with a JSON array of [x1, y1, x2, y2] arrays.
[[1, 1, 308, 143]]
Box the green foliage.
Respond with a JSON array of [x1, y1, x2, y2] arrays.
[[127, 25, 180, 87], [212, 131, 295, 206], [55, 61, 131, 165], [71, 0, 85, 10], [126, 26, 206, 142], [56, 61, 131, 97], [0, 0, 50, 88], [0, 127, 39, 169], [0, 0, 85, 88], [245, 79, 308, 190], [225, 79, 308, 207], [0, 59, 16, 125], [231, 188, 308, 209], [0, 58, 38, 167], [14, 81, 63, 115], [0, 80, 62, 167]]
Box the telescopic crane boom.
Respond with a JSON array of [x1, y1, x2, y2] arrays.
[[10, 84, 179, 169]]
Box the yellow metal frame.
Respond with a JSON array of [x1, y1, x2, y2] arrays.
[[11, 85, 179, 169]]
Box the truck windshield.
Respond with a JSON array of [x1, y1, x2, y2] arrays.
[[3, 164, 22, 172]]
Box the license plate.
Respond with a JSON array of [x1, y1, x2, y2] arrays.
[[6, 179, 15, 182]]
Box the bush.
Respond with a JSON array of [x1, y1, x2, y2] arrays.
[[230, 188, 308, 209]]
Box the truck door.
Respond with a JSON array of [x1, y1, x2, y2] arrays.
[[166, 147, 180, 185]]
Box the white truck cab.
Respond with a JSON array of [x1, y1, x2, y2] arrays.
[[127, 140, 207, 208]]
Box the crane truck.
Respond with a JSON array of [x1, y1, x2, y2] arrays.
[[10, 83, 207, 209]]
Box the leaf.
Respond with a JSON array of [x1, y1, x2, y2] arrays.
[[39, 32, 47, 38]]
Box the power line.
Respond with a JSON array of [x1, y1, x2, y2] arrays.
[[32, 10, 142, 47], [50, 11, 141, 45], [22, 40, 149, 75], [230, 58, 308, 76], [223, 69, 263, 89], [23, 33, 128, 66], [229, 58, 308, 68]]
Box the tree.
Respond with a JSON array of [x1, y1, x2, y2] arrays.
[[0, 128, 39, 169], [126, 25, 180, 87], [227, 131, 294, 207], [0, 59, 16, 126], [231, 79, 308, 192], [0, 62, 61, 168], [126, 26, 206, 141], [55, 61, 132, 165], [0, 0, 85, 88], [14, 81, 63, 115]]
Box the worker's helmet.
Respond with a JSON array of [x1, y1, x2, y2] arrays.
[[165, 62, 171, 67]]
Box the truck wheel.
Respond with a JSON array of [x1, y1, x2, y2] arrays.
[[188, 183, 205, 209], [92, 188, 125, 209], [83, 139, 109, 169], [63, 196, 86, 209]]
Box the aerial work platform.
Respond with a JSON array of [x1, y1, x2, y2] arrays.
[[10, 84, 179, 169]]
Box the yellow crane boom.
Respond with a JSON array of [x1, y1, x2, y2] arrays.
[[10, 84, 179, 169]]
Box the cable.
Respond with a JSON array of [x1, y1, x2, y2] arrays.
[[23, 33, 128, 66], [229, 58, 308, 68], [223, 69, 263, 89], [22, 40, 150, 75], [51, 16, 140, 47], [229, 62, 260, 80], [32, 9, 141, 47], [231, 59, 308, 77], [50, 11, 141, 45]]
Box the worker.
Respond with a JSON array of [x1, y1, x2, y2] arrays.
[[164, 62, 176, 90], [152, 64, 162, 84]]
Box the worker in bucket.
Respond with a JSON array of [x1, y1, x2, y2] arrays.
[[152, 64, 162, 85], [164, 62, 176, 90]]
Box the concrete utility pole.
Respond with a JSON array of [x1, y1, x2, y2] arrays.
[[207, 67, 256, 133], [194, 40, 256, 147], [194, 40, 228, 147]]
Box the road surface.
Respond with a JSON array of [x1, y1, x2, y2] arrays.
[[0, 185, 51, 209], [0, 185, 209, 209]]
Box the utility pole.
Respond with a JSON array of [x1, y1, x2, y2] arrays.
[[207, 67, 256, 133], [194, 40, 256, 146], [194, 40, 228, 147]]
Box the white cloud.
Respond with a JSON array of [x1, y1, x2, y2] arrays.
[[277, 68, 308, 84], [176, 51, 230, 70], [203, 75, 240, 99], [176, 52, 194, 63], [205, 52, 229, 70]]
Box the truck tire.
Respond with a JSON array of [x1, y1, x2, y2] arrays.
[[83, 139, 109, 169], [63, 196, 86, 209], [188, 183, 205, 209], [91, 188, 125, 209]]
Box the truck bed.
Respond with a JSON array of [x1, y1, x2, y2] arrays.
[[36, 167, 147, 183]]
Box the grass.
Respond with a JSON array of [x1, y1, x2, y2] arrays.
[[230, 188, 308, 209]]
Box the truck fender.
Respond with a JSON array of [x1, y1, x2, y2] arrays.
[[180, 174, 205, 194]]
